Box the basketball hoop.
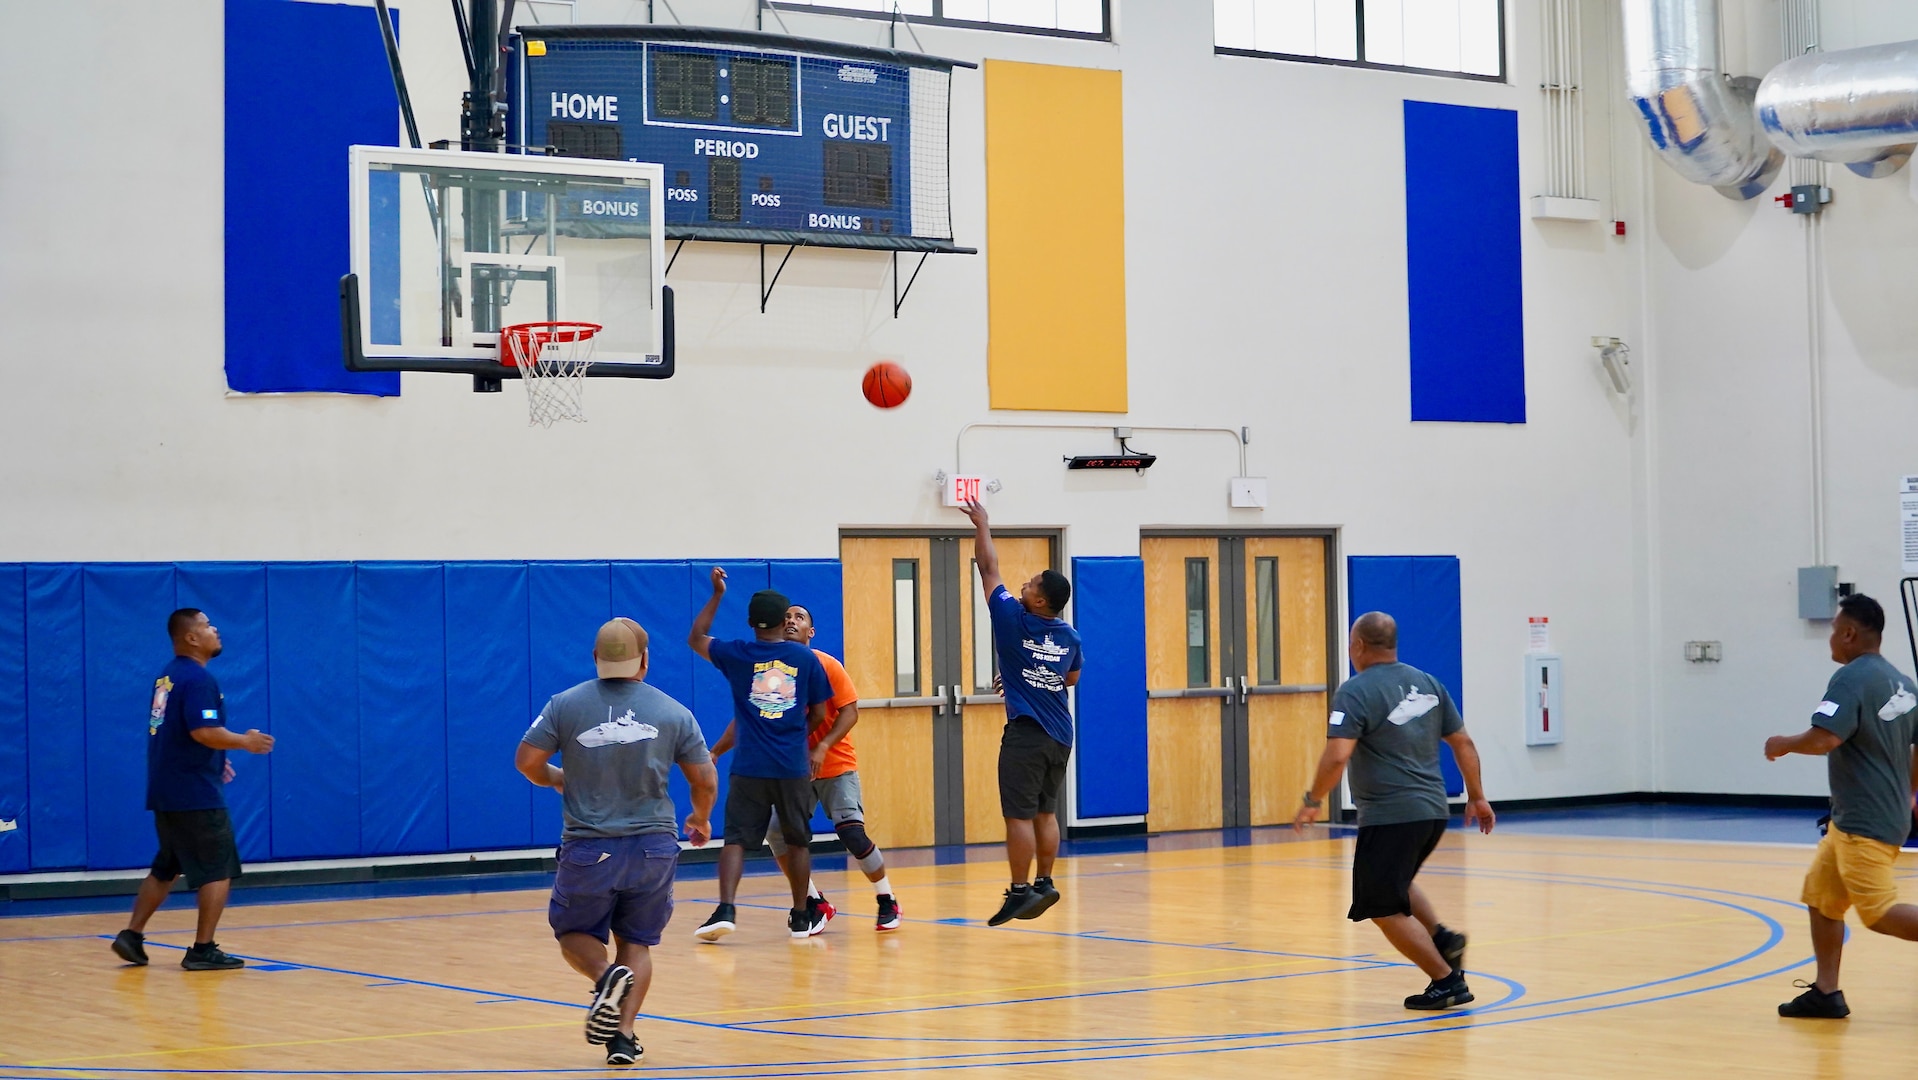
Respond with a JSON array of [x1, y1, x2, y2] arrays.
[[500, 322, 600, 427]]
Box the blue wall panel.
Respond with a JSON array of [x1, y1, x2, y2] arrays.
[[612, 562, 699, 831], [0, 567, 26, 872], [357, 564, 449, 855], [81, 566, 178, 870], [1070, 557, 1148, 818], [688, 563, 771, 838], [1404, 101, 1525, 424], [446, 564, 533, 850], [175, 564, 273, 861], [1347, 555, 1465, 796], [224, 0, 400, 396], [24, 566, 86, 869], [268, 564, 361, 858], [528, 563, 612, 845], [771, 560, 844, 662]]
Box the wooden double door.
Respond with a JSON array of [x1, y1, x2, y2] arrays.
[[1144, 533, 1335, 831], [838, 532, 1058, 850]]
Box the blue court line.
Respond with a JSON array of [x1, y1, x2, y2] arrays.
[[1, 906, 550, 944]]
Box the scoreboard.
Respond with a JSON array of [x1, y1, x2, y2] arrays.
[[507, 26, 974, 252]]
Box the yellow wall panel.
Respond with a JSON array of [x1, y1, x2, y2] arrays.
[[985, 60, 1127, 413]]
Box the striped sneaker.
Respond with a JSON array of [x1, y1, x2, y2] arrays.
[[585, 964, 634, 1045]]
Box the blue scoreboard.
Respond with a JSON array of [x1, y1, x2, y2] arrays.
[[508, 26, 974, 253]]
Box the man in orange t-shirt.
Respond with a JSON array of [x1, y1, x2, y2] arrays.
[[712, 604, 900, 932]]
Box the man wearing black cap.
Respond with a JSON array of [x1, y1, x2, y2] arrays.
[[688, 568, 835, 940]]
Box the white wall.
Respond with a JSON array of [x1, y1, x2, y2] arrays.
[[1, 0, 1671, 803]]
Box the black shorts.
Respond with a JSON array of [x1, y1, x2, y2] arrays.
[[723, 776, 815, 849], [1347, 818, 1447, 922], [999, 717, 1071, 819], [151, 808, 242, 890]]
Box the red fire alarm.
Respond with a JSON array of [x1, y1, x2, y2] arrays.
[[1612, 220, 1627, 236]]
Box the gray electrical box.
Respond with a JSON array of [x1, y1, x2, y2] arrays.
[[1798, 566, 1839, 620]]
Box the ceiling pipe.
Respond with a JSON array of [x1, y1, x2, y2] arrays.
[[1621, 0, 1784, 199], [1757, 40, 1918, 179]]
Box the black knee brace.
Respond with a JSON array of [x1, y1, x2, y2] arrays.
[[834, 820, 876, 860]]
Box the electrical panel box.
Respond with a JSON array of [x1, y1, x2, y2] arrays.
[[1798, 566, 1839, 620], [1525, 653, 1563, 746]]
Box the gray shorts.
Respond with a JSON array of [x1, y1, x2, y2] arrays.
[[766, 772, 865, 855]]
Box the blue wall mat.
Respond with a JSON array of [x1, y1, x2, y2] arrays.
[[1404, 101, 1525, 424], [24, 566, 86, 870], [357, 564, 449, 855], [687, 562, 772, 839], [770, 561, 845, 662], [224, 0, 399, 396], [267, 564, 362, 858], [1347, 555, 1465, 796], [445, 564, 534, 850], [0, 567, 26, 872], [1070, 557, 1148, 819], [82, 565, 178, 870], [610, 562, 700, 827], [528, 563, 613, 845], [175, 564, 273, 862]]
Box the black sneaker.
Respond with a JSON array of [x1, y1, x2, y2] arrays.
[[604, 1030, 643, 1065], [1778, 980, 1850, 1018], [788, 907, 811, 939], [876, 893, 902, 932], [805, 895, 829, 937], [1018, 877, 1061, 921], [180, 942, 244, 971], [110, 929, 148, 966], [694, 904, 735, 943], [988, 885, 1044, 927], [1403, 971, 1474, 1010], [1432, 925, 1467, 973], [585, 964, 634, 1045]]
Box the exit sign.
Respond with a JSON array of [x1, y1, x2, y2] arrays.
[[943, 474, 988, 507]]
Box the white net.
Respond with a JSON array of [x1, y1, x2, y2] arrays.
[[502, 322, 600, 427]]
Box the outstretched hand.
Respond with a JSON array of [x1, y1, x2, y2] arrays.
[[960, 498, 989, 528], [709, 566, 728, 593]]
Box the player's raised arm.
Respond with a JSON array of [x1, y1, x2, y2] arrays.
[[688, 566, 727, 660], [961, 499, 1002, 597]]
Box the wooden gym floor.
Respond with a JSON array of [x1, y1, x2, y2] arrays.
[[3, 823, 1915, 1078]]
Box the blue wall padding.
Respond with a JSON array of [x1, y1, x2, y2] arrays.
[[1070, 557, 1149, 818], [771, 561, 845, 662], [1403, 101, 1526, 424], [0, 567, 26, 872], [24, 566, 86, 870], [1347, 555, 1466, 796], [224, 0, 400, 396], [528, 563, 613, 844], [445, 564, 533, 851], [4, 559, 868, 870], [267, 564, 362, 858], [83, 565, 177, 870], [687, 563, 771, 838], [175, 564, 273, 861], [357, 564, 449, 855]]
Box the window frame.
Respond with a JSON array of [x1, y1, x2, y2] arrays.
[[1214, 0, 1507, 84], [892, 558, 922, 696], [764, 0, 1113, 43], [1185, 557, 1212, 689]]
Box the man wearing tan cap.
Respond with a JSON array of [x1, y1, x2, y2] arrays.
[[517, 617, 717, 1066]]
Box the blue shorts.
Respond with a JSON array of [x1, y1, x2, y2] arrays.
[[548, 832, 680, 945]]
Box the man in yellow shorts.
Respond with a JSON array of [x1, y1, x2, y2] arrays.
[[1765, 593, 1918, 1018]]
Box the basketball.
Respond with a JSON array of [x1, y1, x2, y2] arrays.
[[862, 361, 912, 409]]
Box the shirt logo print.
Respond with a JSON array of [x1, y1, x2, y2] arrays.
[[1879, 685, 1917, 722], [149, 676, 173, 735], [578, 707, 660, 747], [1386, 686, 1441, 726], [749, 661, 801, 719]]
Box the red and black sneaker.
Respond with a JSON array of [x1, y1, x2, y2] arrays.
[[876, 893, 902, 931]]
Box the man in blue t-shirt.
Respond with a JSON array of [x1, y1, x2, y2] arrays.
[[961, 500, 1083, 926], [687, 568, 834, 942], [111, 609, 275, 971]]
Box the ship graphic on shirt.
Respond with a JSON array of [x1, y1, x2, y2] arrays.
[[1878, 685, 1917, 723], [577, 709, 660, 748], [1386, 686, 1441, 726], [749, 661, 801, 719]]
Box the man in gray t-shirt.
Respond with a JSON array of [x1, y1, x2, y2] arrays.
[[1293, 612, 1493, 1013], [516, 617, 717, 1066], [1765, 594, 1918, 1021]]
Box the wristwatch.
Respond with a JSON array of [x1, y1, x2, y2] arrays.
[[1300, 791, 1322, 808]]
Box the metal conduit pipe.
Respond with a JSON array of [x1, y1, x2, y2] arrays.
[[1621, 0, 1783, 199], [1757, 40, 1918, 179]]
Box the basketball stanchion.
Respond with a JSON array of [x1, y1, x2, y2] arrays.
[[500, 321, 601, 427]]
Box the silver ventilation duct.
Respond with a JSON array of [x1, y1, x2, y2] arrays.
[[1621, 0, 1783, 199], [1757, 41, 1918, 179]]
